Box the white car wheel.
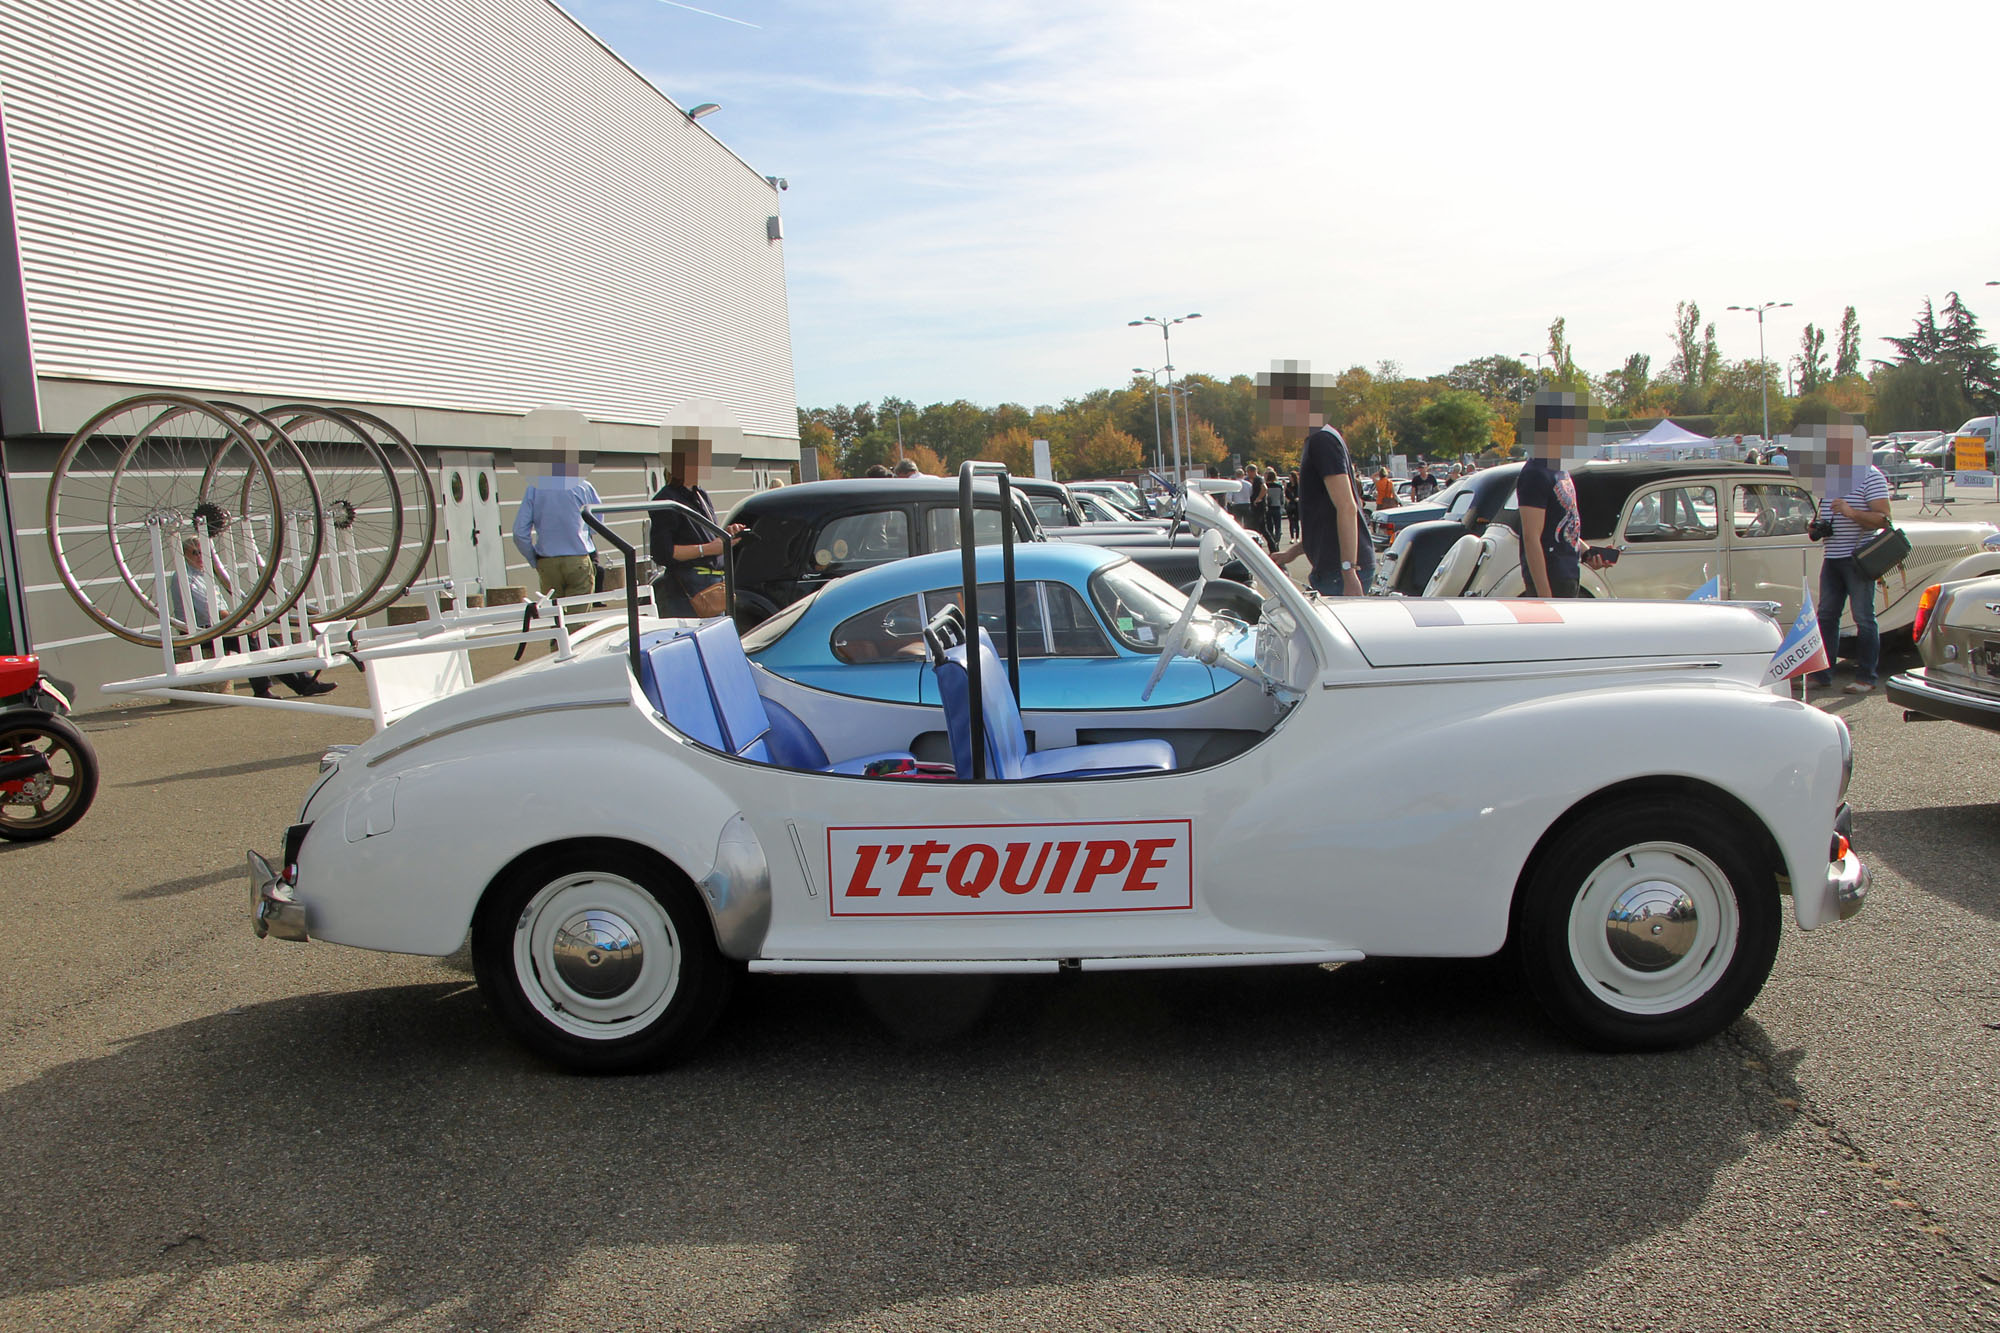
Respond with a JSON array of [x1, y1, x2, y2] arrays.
[[473, 847, 732, 1072], [1516, 795, 1779, 1051], [1564, 841, 1737, 1016]]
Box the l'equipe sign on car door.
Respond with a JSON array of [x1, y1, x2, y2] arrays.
[[827, 820, 1194, 916]]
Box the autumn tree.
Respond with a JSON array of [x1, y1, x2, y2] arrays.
[[1067, 423, 1143, 478], [1185, 419, 1229, 472], [982, 426, 1037, 477], [903, 443, 945, 477]]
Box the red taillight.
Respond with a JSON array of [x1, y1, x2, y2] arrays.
[[1913, 583, 1942, 640]]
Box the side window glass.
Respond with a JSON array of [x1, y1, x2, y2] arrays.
[[925, 506, 1005, 551], [922, 583, 1049, 657], [1733, 483, 1814, 538], [831, 594, 926, 664], [1447, 491, 1475, 519], [1044, 582, 1114, 657], [1030, 498, 1071, 528], [812, 511, 908, 571], [1624, 485, 1717, 543]]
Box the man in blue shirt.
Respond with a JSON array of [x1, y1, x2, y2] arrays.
[[1801, 420, 1892, 693], [512, 455, 602, 600], [1262, 363, 1371, 596], [1517, 392, 1609, 598]]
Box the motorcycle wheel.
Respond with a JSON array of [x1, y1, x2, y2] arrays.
[[0, 711, 100, 841]]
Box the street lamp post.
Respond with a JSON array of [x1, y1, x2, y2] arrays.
[[1726, 301, 1792, 442], [1129, 313, 1201, 488], [1519, 350, 1549, 389], [1134, 367, 1166, 473]]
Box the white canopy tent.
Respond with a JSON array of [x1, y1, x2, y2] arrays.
[[1606, 419, 1716, 460]]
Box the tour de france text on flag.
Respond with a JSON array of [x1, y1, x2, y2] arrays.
[[1763, 581, 1830, 685]]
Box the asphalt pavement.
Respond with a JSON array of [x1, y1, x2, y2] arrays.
[[3, 633, 2000, 1330]]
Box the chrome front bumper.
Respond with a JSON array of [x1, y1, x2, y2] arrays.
[[247, 849, 310, 942], [1828, 849, 1869, 922]]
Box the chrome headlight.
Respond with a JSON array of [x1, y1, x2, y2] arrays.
[[1981, 531, 2000, 551]]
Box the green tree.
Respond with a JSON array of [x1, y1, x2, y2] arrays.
[[1835, 306, 1862, 377], [1882, 298, 1943, 366], [1600, 353, 1651, 417], [1938, 290, 2000, 408], [1797, 324, 1827, 395], [1417, 390, 1494, 459], [1868, 361, 1969, 432], [1444, 354, 1534, 405], [1669, 301, 1704, 385]]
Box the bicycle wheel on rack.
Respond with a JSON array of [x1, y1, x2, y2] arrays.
[[207, 402, 327, 638], [262, 404, 404, 623], [46, 393, 285, 647], [335, 407, 439, 616]]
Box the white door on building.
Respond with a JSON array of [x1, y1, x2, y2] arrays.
[[439, 452, 509, 595]]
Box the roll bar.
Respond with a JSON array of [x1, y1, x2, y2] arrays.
[[583, 499, 733, 679], [956, 461, 1022, 781]]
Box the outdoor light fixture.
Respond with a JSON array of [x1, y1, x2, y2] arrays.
[[1726, 302, 1792, 442], [1128, 313, 1201, 486], [687, 103, 721, 121]]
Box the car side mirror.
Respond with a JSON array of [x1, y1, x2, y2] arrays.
[[1197, 528, 1228, 581]]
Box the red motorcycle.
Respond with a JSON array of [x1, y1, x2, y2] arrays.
[[0, 655, 99, 841]]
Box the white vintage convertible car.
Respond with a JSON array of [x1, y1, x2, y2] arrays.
[[250, 470, 1867, 1072]]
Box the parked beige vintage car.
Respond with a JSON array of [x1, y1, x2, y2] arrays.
[[1887, 576, 2000, 731], [1422, 461, 2000, 636]]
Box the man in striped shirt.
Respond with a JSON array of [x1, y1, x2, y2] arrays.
[[1805, 421, 1892, 693]]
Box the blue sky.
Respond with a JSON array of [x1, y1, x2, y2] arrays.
[[565, 0, 2000, 413]]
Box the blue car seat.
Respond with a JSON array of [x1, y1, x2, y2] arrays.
[[931, 618, 1175, 781]]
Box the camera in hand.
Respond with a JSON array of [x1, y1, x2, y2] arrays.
[[1807, 518, 1834, 542]]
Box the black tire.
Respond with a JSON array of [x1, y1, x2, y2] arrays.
[[1513, 795, 1779, 1052], [471, 845, 734, 1073], [732, 592, 779, 633], [0, 710, 99, 841]]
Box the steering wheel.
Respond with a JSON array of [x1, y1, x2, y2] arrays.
[[1141, 574, 1205, 702]]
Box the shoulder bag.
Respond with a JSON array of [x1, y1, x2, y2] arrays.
[[1851, 525, 1911, 581]]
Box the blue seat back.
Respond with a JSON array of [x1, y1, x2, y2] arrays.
[[760, 697, 830, 769], [692, 618, 774, 762], [641, 633, 726, 751], [937, 628, 1029, 779]]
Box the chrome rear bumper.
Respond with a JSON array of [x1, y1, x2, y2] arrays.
[[1828, 849, 1869, 922], [247, 850, 309, 942]]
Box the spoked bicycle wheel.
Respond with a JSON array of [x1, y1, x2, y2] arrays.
[[46, 393, 285, 647], [263, 404, 405, 623], [335, 407, 439, 616], [209, 401, 327, 637]]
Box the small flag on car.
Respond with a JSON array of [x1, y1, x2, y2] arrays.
[[1688, 574, 1721, 601], [1763, 581, 1830, 685]]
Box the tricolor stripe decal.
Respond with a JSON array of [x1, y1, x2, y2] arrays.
[[1400, 600, 1567, 627]]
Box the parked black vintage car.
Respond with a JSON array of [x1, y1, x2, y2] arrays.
[[719, 478, 1043, 628], [717, 476, 1256, 629]]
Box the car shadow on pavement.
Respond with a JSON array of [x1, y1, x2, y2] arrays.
[[1855, 802, 2000, 923], [0, 958, 1798, 1329]]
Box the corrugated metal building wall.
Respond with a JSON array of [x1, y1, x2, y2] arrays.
[[0, 0, 798, 695]]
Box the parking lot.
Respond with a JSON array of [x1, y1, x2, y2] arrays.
[[6, 589, 2000, 1331]]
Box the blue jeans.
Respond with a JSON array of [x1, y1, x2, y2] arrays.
[[1309, 565, 1371, 597], [1813, 556, 1878, 684]]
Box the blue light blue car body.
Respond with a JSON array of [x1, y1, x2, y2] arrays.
[[744, 544, 1253, 711]]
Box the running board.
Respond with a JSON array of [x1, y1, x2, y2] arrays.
[[747, 949, 1364, 976]]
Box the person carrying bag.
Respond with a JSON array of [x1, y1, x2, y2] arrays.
[[1804, 424, 1894, 693], [650, 438, 743, 620]]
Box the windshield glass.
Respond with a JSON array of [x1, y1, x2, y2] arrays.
[[1088, 557, 1208, 652]]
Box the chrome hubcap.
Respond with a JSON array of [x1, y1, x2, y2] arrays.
[[1567, 841, 1738, 1015], [1604, 881, 1698, 972], [513, 871, 681, 1040], [551, 909, 644, 999]]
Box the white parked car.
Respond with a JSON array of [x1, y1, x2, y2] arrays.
[[250, 477, 1867, 1071]]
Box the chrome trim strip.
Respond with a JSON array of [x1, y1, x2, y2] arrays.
[[1322, 659, 1725, 689], [367, 697, 627, 767], [748, 959, 1063, 975], [1079, 949, 1363, 971]]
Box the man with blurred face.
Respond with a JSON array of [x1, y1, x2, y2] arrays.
[[1803, 419, 1891, 693], [512, 448, 601, 600], [1518, 392, 1609, 598], [1265, 372, 1370, 596]]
